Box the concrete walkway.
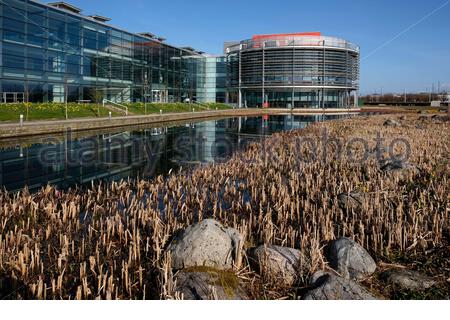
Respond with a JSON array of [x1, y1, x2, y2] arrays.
[[0, 108, 361, 139]]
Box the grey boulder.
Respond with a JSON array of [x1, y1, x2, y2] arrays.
[[303, 271, 378, 300], [174, 269, 248, 300], [380, 159, 416, 172], [337, 191, 365, 212], [168, 219, 243, 270], [379, 159, 419, 180], [381, 269, 437, 291], [431, 115, 450, 122], [249, 245, 301, 286], [383, 119, 401, 127], [328, 237, 376, 280]]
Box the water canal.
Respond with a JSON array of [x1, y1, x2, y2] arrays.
[[0, 114, 349, 191]]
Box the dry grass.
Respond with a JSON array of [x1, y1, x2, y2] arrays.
[[0, 114, 448, 299]]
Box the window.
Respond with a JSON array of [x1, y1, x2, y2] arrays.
[[4, 30, 25, 43], [28, 82, 45, 102], [66, 55, 80, 65], [122, 61, 132, 81], [28, 34, 45, 49], [48, 11, 66, 28], [48, 33, 62, 49], [123, 33, 132, 42], [98, 32, 108, 51], [67, 63, 80, 75], [48, 26, 65, 43], [66, 55, 80, 74], [67, 33, 80, 47], [47, 52, 65, 72], [111, 59, 122, 79], [67, 86, 79, 102], [2, 80, 25, 93], [3, 6, 26, 21], [111, 30, 122, 38], [3, 43, 24, 56], [27, 48, 45, 71], [110, 36, 122, 47], [3, 17, 25, 32], [27, 24, 47, 38], [83, 29, 97, 50], [67, 19, 80, 36], [28, 5, 46, 27], [4, 54, 25, 69], [83, 55, 97, 77]]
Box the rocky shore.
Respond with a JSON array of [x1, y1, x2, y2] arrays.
[[0, 113, 448, 300]]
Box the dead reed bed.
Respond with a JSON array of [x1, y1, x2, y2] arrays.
[[0, 114, 448, 299]]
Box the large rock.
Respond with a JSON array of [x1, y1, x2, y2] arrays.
[[380, 159, 415, 172], [249, 245, 301, 286], [380, 159, 419, 180], [303, 271, 378, 300], [383, 119, 401, 127], [168, 219, 243, 270], [337, 191, 365, 212], [381, 269, 437, 291], [327, 238, 376, 280], [174, 268, 248, 300], [431, 115, 450, 122]]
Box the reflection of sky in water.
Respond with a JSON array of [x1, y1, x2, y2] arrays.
[[0, 114, 346, 191]]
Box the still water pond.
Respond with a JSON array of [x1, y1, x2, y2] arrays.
[[0, 114, 347, 191]]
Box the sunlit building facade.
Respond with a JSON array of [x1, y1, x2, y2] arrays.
[[0, 2, 359, 108], [0, 0, 206, 103], [196, 56, 226, 103], [225, 32, 360, 108]]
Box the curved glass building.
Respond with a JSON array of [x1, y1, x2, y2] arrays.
[[225, 32, 360, 108]]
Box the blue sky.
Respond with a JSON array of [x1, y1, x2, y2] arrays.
[[69, 0, 450, 94]]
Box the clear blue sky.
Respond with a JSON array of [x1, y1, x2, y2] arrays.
[[69, 0, 450, 94]]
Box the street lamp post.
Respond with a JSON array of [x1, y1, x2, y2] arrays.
[[64, 78, 68, 120]]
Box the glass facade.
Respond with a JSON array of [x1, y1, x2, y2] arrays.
[[196, 56, 226, 103], [0, 0, 210, 103], [226, 33, 360, 108]]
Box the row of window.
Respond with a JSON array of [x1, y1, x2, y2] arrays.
[[234, 75, 356, 85], [0, 79, 197, 103], [1, 5, 194, 56], [3, 34, 196, 66], [3, 40, 200, 70], [2, 2, 140, 43], [2, 70, 192, 87]]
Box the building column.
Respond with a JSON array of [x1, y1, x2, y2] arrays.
[[262, 43, 265, 108], [291, 42, 295, 109], [238, 45, 242, 108]]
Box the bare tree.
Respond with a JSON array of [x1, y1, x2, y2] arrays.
[[89, 88, 104, 117]]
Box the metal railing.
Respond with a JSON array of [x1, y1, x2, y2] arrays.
[[227, 36, 360, 53], [1, 92, 26, 103], [193, 102, 212, 110], [102, 99, 128, 116]]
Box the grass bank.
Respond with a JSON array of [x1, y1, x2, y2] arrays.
[[123, 102, 230, 115], [0, 102, 231, 122], [0, 114, 448, 299], [0, 103, 119, 122]]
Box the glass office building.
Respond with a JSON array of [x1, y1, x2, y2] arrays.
[[0, 2, 359, 108], [226, 32, 360, 108], [0, 0, 207, 103], [196, 56, 226, 103]]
